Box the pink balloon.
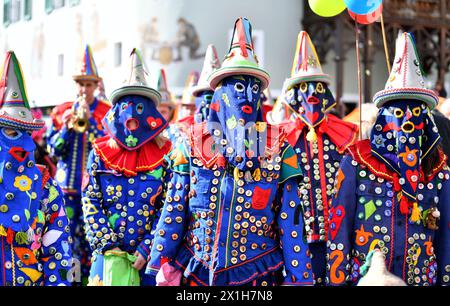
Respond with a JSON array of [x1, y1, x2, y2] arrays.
[[348, 4, 383, 24]]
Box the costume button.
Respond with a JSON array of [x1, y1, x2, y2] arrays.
[[0, 205, 8, 213]]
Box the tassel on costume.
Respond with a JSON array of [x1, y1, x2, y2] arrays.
[[253, 168, 261, 182], [409, 203, 422, 223], [399, 197, 410, 216], [306, 127, 318, 143], [234, 167, 240, 181]]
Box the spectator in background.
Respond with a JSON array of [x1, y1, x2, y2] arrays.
[[433, 81, 450, 165]]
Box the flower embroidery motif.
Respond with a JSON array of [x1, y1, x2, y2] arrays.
[[14, 175, 32, 192], [125, 135, 138, 148], [106, 186, 115, 196]]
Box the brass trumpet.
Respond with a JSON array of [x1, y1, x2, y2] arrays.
[[72, 95, 90, 133]]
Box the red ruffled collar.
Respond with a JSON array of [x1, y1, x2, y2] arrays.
[[189, 122, 287, 169], [281, 114, 359, 153], [93, 136, 172, 177], [348, 139, 448, 182]]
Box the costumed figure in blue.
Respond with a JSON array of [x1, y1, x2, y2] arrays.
[[0, 51, 73, 286], [47, 45, 111, 285], [146, 18, 313, 286], [326, 33, 449, 286], [82, 49, 172, 286], [278, 31, 359, 284]]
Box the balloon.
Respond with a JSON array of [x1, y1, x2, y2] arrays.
[[344, 0, 383, 15], [349, 5, 383, 25], [308, 0, 347, 17]]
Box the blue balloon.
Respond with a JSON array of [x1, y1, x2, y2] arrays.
[[344, 0, 383, 15]]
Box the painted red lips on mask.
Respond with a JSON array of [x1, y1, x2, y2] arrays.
[[241, 105, 253, 114]]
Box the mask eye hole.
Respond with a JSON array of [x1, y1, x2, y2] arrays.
[[286, 89, 295, 99], [394, 108, 404, 118], [300, 82, 308, 93], [412, 106, 421, 117], [120, 102, 129, 112], [136, 103, 144, 114], [1, 128, 22, 140], [252, 84, 260, 94], [234, 82, 245, 93], [316, 82, 325, 94]]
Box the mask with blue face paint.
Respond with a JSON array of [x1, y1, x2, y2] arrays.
[[284, 81, 336, 127], [102, 95, 168, 150], [207, 75, 267, 171], [371, 100, 441, 205], [194, 90, 214, 124], [0, 127, 42, 233]]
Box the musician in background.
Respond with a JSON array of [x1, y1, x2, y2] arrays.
[[47, 45, 111, 286]]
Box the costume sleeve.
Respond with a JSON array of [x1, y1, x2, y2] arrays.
[[326, 155, 358, 286], [136, 164, 172, 260], [81, 150, 119, 254], [277, 145, 314, 285], [435, 169, 450, 286], [146, 146, 190, 276], [40, 179, 73, 286], [47, 125, 73, 159]]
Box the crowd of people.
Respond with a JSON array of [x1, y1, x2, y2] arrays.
[[0, 17, 448, 287]]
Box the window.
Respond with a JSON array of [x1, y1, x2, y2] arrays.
[[69, 0, 80, 7], [3, 0, 31, 26], [45, 0, 53, 14], [3, 0, 11, 27], [45, 0, 79, 14], [58, 54, 64, 76], [24, 0, 32, 21], [10, 0, 20, 23], [114, 42, 122, 67]]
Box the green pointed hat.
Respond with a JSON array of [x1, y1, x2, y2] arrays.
[[109, 48, 161, 105], [0, 51, 45, 131], [208, 17, 270, 90]]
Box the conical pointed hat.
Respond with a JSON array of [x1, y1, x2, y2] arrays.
[[73, 45, 102, 82], [191, 45, 220, 96], [0, 51, 45, 131], [284, 31, 331, 91], [182, 71, 199, 106], [208, 17, 270, 90], [156, 68, 175, 108], [373, 32, 438, 109], [109, 48, 161, 105]]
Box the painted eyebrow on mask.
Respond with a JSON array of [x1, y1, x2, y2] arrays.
[[232, 76, 246, 81]]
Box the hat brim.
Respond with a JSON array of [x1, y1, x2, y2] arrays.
[[0, 113, 45, 131], [208, 66, 270, 91], [191, 83, 213, 97], [283, 74, 331, 90], [73, 75, 102, 82], [110, 86, 162, 106], [373, 88, 438, 109]]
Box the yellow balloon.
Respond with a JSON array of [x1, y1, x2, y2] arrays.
[[308, 0, 347, 17]]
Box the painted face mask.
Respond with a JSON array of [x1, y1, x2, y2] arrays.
[[102, 95, 168, 150], [371, 100, 441, 214], [207, 75, 266, 171], [0, 127, 42, 234], [285, 81, 336, 127], [194, 90, 213, 123]]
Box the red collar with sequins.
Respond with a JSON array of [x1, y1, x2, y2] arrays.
[[348, 139, 448, 182], [189, 121, 287, 169], [281, 114, 359, 154], [93, 135, 171, 177]]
